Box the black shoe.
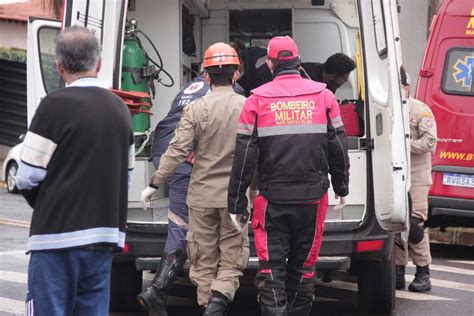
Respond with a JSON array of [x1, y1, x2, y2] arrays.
[[137, 250, 186, 314], [261, 304, 288, 316], [408, 265, 432, 292], [202, 295, 230, 316], [396, 265, 406, 290]]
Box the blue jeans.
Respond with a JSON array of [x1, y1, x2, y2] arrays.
[[26, 248, 113, 316]]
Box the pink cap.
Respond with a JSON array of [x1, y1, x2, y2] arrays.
[[267, 36, 299, 60]]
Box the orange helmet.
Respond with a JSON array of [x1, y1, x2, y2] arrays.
[[203, 42, 240, 68]]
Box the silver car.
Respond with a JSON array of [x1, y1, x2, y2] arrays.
[[2, 142, 23, 193]]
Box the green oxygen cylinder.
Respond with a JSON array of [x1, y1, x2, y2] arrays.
[[122, 20, 150, 133]]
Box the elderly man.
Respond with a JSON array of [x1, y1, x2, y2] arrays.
[[16, 26, 134, 315]]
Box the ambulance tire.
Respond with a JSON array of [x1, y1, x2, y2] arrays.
[[357, 251, 396, 314], [109, 260, 143, 312]]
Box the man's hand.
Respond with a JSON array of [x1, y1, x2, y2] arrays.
[[333, 194, 347, 210], [229, 210, 250, 232], [141, 186, 157, 210]]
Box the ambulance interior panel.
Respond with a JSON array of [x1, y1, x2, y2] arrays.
[[131, 0, 367, 225]]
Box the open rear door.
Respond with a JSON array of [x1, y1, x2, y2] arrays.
[[27, 18, 62, 126], [62, 0, 128, 89], [358, 0, 409, 231]]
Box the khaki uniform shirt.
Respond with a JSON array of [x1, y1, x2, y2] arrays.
[[151, 85, 246, 208], [409, 97, 437, 185]]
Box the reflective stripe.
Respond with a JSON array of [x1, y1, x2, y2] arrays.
[[331, 115, 342, 123], [27, 227, 125, 252], [168, 209, 189, 229], [21, 132, 57, 168], [238, 123, 254, 135], [128, 145, 135, 169], [128, 169, 133, 190], [258, 124, 326, 137], [331, 115, 344, 128], [15, 162, 47, 190], [237, 128, 253, 135]]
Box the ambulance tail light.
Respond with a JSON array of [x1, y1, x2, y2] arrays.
[[357, 240, 384, 253], [120, 243, 130, 254]]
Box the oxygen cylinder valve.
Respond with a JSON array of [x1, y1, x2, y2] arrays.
[[125, 19, 138, 38]]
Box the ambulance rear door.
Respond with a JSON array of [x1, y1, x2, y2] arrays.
[[358, 0, 409, 231], [27, 18, 61, 126], [62, 0, 128, 89]]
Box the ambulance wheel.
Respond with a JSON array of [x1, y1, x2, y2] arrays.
[[357, 251, 395, 314], [109, 260, 142, 312]]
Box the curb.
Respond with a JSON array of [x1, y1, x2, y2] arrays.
[[429, 227, 474, 247]]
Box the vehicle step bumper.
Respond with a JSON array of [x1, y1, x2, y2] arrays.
[[135, 256, 350, 272]]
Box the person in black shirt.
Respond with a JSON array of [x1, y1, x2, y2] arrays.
[[301, 53, 356, 93]]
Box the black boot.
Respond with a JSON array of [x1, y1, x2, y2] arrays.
[[288, 303, 312, 316], [408, 265, 432, 292], [202, 292, 230, 316], [396, 265, 406, 290], [261, 304, 288, 316], [137, 250, 186, 315]]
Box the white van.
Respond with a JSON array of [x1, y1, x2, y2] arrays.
[[27, 0, 409, 313]]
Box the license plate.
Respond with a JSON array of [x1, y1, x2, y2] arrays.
[[442, 173, 474, 189]]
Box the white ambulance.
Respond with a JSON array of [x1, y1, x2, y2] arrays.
[[27, 0, 409, 313]]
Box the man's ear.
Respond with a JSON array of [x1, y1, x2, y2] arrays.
[[95, 57, 102, 73], [204, 71, 210, 83], [266, 59, 274, 74], [232, 70, 240, 84], [56, 59, 65, 78]]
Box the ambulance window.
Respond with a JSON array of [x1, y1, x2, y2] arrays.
[[371, 0, 387, 56], [38, 27, 61, 94], [442, 48, 474, 96]]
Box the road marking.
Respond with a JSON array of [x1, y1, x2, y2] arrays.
[[316, 280, 457, 301], [0, 217, 30, 228], [447, 260, 474, 266], [0, 297, 25, 315], [407, 263, 474, 276], [430, 278, 474, 292], [0, 271, 27, 284]]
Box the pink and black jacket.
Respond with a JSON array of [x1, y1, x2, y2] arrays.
[[228, 73, 350, 213]]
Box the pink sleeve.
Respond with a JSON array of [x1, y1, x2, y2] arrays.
[[326, 92, 344, 129], [238, 95, 259, 136]]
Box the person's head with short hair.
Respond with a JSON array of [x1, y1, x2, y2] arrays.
[[229, 40, 246, 79], [322, 53, 356, 92], [202, 42, 240, 87], [400, 66, 411, 98], [55, 26, 102, 83], [266, 36, 301, 76]]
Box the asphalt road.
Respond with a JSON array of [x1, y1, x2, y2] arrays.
[[0, 189, 473, 316]]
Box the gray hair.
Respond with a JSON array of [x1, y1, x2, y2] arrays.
[[55, 26, 101, 74]]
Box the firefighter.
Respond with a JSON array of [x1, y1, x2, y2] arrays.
[[228, 36, 350, 316], [395, 71, 437, 292], [140, 43, 248, 315], [301, 53, 356, 94], [137, 47, 247, 315]]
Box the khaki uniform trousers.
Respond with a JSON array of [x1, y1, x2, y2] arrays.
[[186, 207, 250, 307], [395, 185, 432, 266]]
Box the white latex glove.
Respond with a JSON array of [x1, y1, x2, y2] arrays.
[[333, 194, 347, 210], [230, 213, 243, 232], [141, 186, 157, 210]]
